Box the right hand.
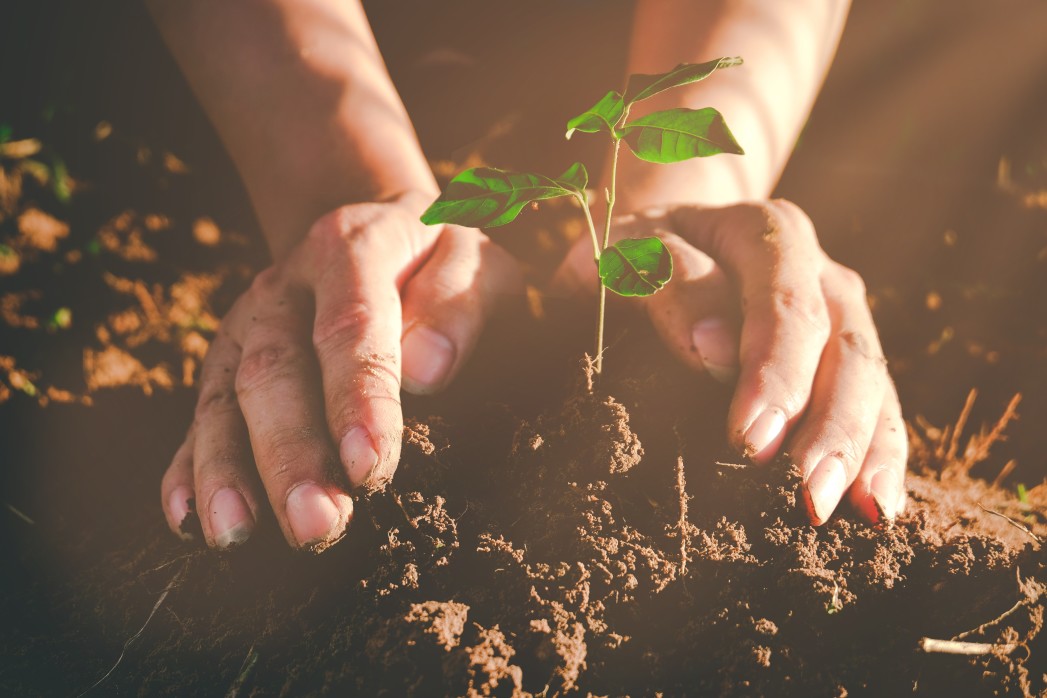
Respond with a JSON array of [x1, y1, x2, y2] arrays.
[[160, 192, 522, 551]]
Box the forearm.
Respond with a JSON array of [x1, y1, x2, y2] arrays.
[[148, 0, 436, 256], [614, 0, 849, 210]]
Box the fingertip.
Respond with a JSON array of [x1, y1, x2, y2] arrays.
[[741, 408, 787, 464], [340, 425, 380, 487], [208, 487, 256, 550], [803, 455, 847, 525], [166, 485, 196, 541], [869, 468, 901, 524], [284, 481, 353, 552]]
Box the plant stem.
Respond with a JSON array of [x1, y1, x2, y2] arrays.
[[576, 193, 601, 264], [594, 106, 628, 375]]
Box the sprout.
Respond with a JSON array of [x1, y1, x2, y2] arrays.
[[422, 58, 744, 375]]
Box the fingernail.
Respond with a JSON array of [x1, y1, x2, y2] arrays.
[[870, 469, 900, 522], [168, 485, 195, 541], [402, 324, 455, 391], [341, 426, 379, 487], [691, 318, 737, 382], [210, 487, 255, 549], [743, 408, 787, 463], [805, 456, 847, 525], [286, 482, 345, 548]]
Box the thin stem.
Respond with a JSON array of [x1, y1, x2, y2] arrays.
[[576, 193, 601, 264], [594, 106, 629, 375]]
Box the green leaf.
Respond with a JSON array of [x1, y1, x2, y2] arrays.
[[624, 56, 742, 104], [556, 161, 588, 191], [620, 108, 743, 164], [421, 164, 587, 228], [599, 237, 673, 297], [566, 91, 625, 139], [0, 124, 11, 144]]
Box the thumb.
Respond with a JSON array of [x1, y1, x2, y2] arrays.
[[400, 225, 524, 394], [644, 232, 740, 383]]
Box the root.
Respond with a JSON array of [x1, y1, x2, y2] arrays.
[[978, 505, 1043, 546], [954, 568, 1041, 640], [78, 559, 188, 696], [908, 390, 1022, 477], [675, 454, 689, 577]]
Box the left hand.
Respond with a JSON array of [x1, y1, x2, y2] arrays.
[[553, 200, 907, 526]]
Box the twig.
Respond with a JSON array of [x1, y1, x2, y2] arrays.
[[4, 501, 35, 525], [225, 644, 260, 698], [918, 638, 1017, 655], [953, 598, 1027, 641], [714, 461, 749, 470], [991, 459, 1018, 489], [978, 504, 1043, 545], [962, 394, 1022, 472], [78, 560, 188, 696], [945, 389, 977, 462]]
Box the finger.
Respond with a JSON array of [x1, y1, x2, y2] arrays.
[[298, 210, 423, 491], [670, 201, 831, 463], [232, 273, 353, 551], [785, 262, 888, 526], [643, 232, 740, 383], [848, 384, 908, 524], [161, 425, 196, 541], [190, 320, 262, 549], [400, 225, 523, 394]]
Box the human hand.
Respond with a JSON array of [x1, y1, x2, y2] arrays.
[[554, 200, 906, 525], [161, 193, 522, 550]]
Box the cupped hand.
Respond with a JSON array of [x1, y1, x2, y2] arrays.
[[161, 193, 522, 550], [554, 200, 907, 526]]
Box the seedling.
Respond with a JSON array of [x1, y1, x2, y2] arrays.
[[422, 57, 744, 374]]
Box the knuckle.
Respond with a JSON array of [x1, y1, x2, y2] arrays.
[[836, 329, 887, 373], [830, 263, 868, 302], [259, 425, 327, 481], [248, 266, 285, 298], [196, 445, 243, 478], [234, 343, 306, 396], [828, 429, 867, 472], [194, 383, 239, 421], [354, 351, 401, 393], [767, 285, 831, 339], [313, 301, 374, 354]]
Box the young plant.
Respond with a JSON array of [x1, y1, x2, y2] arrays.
[[421, 57, 744, 375]]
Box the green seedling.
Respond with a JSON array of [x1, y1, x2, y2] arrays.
[[421, 57, 744, 374]]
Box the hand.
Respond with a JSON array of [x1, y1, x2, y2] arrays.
[[554, 200, 907, 526], [161, 193, 522, 550]]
